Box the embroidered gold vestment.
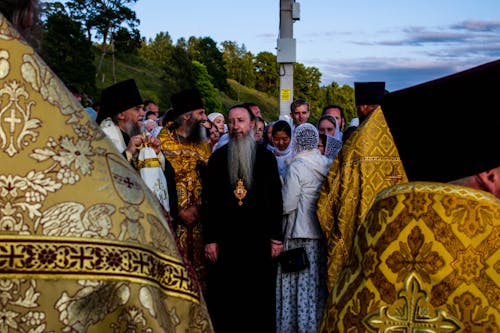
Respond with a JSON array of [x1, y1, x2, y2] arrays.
[[317, 107, 408, 291], [157, 128, 211, 290], [0, 15, 213, 332], [320, 182, 500, 332]]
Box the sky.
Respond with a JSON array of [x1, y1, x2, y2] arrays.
[[134, 0, 500, 91]]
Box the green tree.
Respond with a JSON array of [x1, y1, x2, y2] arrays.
[[255, 51, 279, 96], [41, 11, 96, 96], [192, 60, 223, 113], [139, 31, 174, 64], [112, 27, 141, 54], [66, 0, 140, 77], [188, 36, 229, 93], [294, 63, 322, 122]]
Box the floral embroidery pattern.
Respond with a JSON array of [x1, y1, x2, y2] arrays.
[[386, 226, 445, 283]]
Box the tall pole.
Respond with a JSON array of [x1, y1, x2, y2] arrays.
[[278, 0, 298, 118]]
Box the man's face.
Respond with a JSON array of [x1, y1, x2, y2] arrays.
[[146, 102, 159, 116], [291, 104, 310, 125], [250, 105, 262, 117], [324, 107, 344, 130], [189, 108, 207, 124], [228, 107, 254, 139], [120, 104, 144, 130]]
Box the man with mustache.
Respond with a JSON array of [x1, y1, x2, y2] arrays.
[[157, 88, 212, 293], [202, 104, 283, 333]]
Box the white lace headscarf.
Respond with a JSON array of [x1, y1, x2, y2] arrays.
[[293, 123, 319, 154]]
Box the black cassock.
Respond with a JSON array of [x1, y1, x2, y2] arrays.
[[202, 143, 283, 333]]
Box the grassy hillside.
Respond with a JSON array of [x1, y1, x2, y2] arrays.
[[95, 51, 280, 122]]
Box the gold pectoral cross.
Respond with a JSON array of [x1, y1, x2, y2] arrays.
[[234, 179, 247, 206]]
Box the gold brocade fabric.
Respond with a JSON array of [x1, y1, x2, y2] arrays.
[[157, 128, 211, 290], [0, 15, 213, 332], [320, 182, 500, 332], [317, 107, 408, 292]]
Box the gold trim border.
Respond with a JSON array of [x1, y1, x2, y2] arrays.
[[0, 235, 200, 303]]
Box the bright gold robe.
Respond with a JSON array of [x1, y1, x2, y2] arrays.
[[157, 128, 211, 291], [0, 15, 213, 332], [317, 107, 408, 292], [320, 182, 500, 332]]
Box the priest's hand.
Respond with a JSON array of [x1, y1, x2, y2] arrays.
[[271, 239, 284, 258], [179, 205, 199, 225], [205, 243, 218, 262], [125, 134, 144, 159]]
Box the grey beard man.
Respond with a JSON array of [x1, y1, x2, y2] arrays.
[[228, 128, 256, 190]]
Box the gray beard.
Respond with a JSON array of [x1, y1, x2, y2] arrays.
[[123, 122, 142, 137], [228, 133, 256, 190]]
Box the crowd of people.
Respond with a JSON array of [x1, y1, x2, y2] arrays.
[[1, 1, 499, 332]]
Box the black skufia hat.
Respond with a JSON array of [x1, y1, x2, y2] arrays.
[[97, 79, 143, 123], [381, 59, 500, 183], [354, 82, 386, 106], [167, 88, 204, 121]]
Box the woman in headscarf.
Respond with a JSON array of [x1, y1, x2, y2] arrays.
[[317, 114, 343, 163], [268, 119, 294, 183], [276, 123, 329, 333]]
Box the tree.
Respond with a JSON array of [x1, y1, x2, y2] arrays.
[[138, 31, 174, 64], [66, 0, 140, 77], [192, 60, 223, 113], [254, 51, 279, 96], [41, 11, 96, 96], [113, 27, 141, 54], [294, 63, 322, 122], [188, 36, 229, 93]]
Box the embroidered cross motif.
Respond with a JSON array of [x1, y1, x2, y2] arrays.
[[363, 273, 462, 332], [387, 165, 403, 185]]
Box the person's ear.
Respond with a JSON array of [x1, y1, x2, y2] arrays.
[[477, 168, 499, 195], [116, 111, 126, 120]]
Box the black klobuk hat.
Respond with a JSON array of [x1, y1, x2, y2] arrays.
[[97, 79, 143, 123], [354, 82, 386, 106], [167, 88, 204, 121], [381, 59, 500, 183]]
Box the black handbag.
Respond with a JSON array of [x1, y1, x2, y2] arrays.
[[279, 247, 309, 273]]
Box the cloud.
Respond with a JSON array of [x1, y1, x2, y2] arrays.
[[314, 57, 498, 91], [302, 20, 500, 90], [451, 20, 500, 32]]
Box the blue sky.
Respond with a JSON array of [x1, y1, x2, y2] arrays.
[[134, 0, 500, 91]]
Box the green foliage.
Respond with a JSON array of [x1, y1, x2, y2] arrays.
[[41, 11, 96, 95], [41, 4, 357, 121], [138, 31, 173, 64], [112, 27, 141, 54], [188, 36, 230, 93], [192, 60, 223, 113], [255, 51, 279, 96]]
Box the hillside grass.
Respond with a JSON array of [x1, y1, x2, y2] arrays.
[[94, 50, 280, 122]]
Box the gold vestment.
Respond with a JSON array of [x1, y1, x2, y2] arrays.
[[317, 107, 408, 291], [320, 182, 500, 332], [0, 15, 213, 332], [157, 128, 211, 290]]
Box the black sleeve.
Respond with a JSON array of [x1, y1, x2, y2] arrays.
[[163, 159, 179, 222]]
